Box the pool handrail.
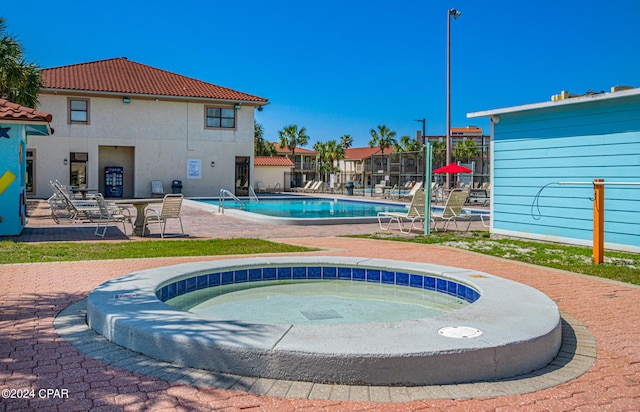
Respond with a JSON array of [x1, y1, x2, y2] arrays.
[[248, 185, 259, 202], [218, 189, 247, 214]]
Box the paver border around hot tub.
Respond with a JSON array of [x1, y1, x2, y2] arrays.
[[87, 256, 562, 386]]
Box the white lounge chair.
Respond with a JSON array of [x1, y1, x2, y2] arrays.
[[399, 181, 423, 200], [142, 194, 185, 238], [306, 181, 323, 193], [94, 193, 133, 237], [50, 180, 100, 223], [431, 189, 472, 231], [378, 189, 426, 233], [295, 181, 314, 192]]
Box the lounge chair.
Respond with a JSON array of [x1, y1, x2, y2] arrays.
[[378, 189, 425, 233], [385, 184, 399, 200], [295, 181, 314, 192], [306, 181, 323, 193], [468, 188, 489, 205], [431, 189, 472, 231], [431, 182, 446, 204], [94, 193, 133, 237], [142, 194, 185, 238], [480, 214, 490, 228], [399, 181, 423, 200], [49, 180, 100, 223], [151, 180, 165, 198]]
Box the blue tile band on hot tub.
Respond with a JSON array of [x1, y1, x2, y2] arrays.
[[156, 265, 481, 304]]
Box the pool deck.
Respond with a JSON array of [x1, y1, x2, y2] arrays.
[[1, 199, 639, 410]]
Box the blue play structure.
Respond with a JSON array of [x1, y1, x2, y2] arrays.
[[0, 100, 52, 236]]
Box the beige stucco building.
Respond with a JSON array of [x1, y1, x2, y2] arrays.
[[28, 58, 268, 199]]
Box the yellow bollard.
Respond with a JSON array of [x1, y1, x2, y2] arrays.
[[593, 179, 604, 265]]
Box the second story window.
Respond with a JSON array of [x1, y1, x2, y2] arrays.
[[205, 107, 235, 129], [69, 98, 89, 124]]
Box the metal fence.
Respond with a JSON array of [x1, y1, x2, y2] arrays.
[[282, 151, 489, 197]]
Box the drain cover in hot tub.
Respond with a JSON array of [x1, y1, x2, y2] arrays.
[[438, 326, 483, 338], [300, 309, 344, 321]]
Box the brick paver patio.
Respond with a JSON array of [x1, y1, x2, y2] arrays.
[[1, 201, 639, 411]]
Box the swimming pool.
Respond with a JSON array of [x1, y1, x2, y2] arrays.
[[196, 196, 408, 218], [189, 195, 486, 225]]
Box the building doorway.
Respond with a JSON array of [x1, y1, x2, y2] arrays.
[[235, 156, 250, 196], [26, 150, 35, 194], [69, 152, 88, 187], [98, 146, 135, 198]]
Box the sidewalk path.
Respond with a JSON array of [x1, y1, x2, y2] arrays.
[[0, 202, 638, 410]]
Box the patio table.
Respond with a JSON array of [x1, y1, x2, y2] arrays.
[[114, 198, 163, 236]]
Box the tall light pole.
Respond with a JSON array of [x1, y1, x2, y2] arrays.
[[446, 8, 462, 188]]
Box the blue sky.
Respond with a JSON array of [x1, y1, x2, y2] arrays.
[[4, 0, 639, 148]]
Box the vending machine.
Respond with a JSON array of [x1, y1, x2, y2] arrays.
[[104, 166, 124, 197]]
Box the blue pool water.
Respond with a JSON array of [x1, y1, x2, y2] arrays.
[[195, 197, 409, 219]]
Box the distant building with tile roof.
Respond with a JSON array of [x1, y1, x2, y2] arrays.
[[253, 156, 294, 167], [270, 143, 317, 188], [27, 58, 268, 199], [253, 156, 294, 191]]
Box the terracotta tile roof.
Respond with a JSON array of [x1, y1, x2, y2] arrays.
[[0, 98, 53, 122], [254, 156, 294, 167], [42, 58, 268, 103], [451, 126, 482, 134], [273, 143, 316, 155], [344, 146, 393, 160]]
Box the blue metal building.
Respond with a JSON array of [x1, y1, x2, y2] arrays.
[[468, 87, 640, 253]]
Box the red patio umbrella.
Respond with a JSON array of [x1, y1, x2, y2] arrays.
[[432, 163, 473, 174]]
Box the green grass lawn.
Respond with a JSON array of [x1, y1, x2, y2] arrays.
[[3, 233, 639, 287], [0, 238, 313, 264], [352, 232, 640, 286]]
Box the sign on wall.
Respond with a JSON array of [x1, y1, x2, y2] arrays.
[[187, 159, 201, 179]]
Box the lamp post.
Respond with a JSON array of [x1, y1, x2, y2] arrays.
[[446, 8, 462, 189]]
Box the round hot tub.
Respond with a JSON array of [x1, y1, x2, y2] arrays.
[[87, 257, 561, 386]]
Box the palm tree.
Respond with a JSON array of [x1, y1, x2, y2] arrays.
[[0, 18, 43, 108], [340, 134, 353, 150], [431, 140, 447, 168], [325, 139, 345, 172], [254, 122, 277, 156], [313, 140, 345, 181], [278, 124, 309, 167], [454, 138, 479, 164], [393, 135, 421, 152], [368, 125, 397, 154]]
